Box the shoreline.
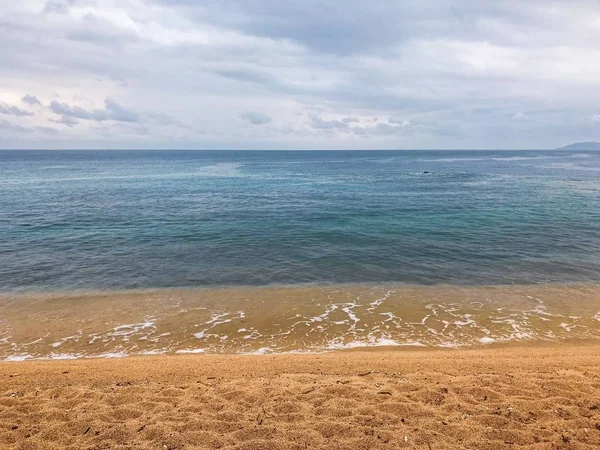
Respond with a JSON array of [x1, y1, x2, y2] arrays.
[[2, 283, 600, 360], [3, 336, 600, 363], [2, 280, 599, 296], [2, 343, 599, 449]]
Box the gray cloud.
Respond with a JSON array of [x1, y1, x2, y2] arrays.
[[215, 68, 274, 86], [104, 98, 140, 123], [1, 1, 600, 149], [309, 114, 350, 131], [0, 102, 34, 117], [51, 115, 79, 127], [146, 112, 191, 129], [49, 100, 106, 120], [240, 111, 272, 125], [22, 95, 41, 106], [0, 119, 32, 133], [36, 126, 61, 135], [44, 0, 73, 15], [49, 98, 140, 123]]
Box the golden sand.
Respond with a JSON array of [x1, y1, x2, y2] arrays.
[[1, 343, 600, 449]]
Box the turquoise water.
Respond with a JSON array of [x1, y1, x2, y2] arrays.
[[1, 150, 599, 291]]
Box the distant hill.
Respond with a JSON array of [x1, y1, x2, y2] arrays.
[[555, 142, 600, 150]]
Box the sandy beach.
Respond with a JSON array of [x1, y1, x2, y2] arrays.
[[2, 343, 600, 449]]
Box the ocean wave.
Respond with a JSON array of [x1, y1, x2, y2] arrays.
[[3, 284, 600, 361]]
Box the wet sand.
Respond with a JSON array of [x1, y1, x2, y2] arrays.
[[2, 284, 600, 360], [1, 343, 600, 449]]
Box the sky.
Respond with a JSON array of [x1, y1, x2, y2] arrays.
[[1, 0, 600, 150]]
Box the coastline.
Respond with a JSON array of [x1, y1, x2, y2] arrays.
[[2, 343, 599, 449], [2, 283, 600, 361]]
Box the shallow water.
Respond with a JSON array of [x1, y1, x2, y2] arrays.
[[1, 150, 600, 290], [2, 284, 600, 360]]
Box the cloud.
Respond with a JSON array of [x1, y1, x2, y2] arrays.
[[592, 114, 600, 123], [44, 0, 74, 15], [49, 100, 102, 120], [308, 114, 350, 131], [1, 1, 600, 148], [0, 102, 34, 117], [49, 98, 140, 123], [36, 126, 61, 135], [215, 68, 274, 86], [104, 98, 140, 123], [240, 111, 272, 125], [389, 118, 413, 127], [0, 119, 32, 133], [22, 95, 42, 106], [146, 112, 191, 129], [51, 115, 79, 127]]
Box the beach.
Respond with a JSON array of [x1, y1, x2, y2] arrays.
[[1, 151, 600, 449], [2, 284, 599, 449], [3, 0, 600, 446], [2, 284, 600, 360], [2, 343, 600, 449]]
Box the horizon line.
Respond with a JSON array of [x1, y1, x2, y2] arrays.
[[0, 148, 585, 152]]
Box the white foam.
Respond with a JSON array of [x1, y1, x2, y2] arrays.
[[341, 303, 360, 329], [367, 290, 394, 312], [47, 353, 80, 360], [479, 337, 496, 344], [176, 348, 206, 354], [242, 347, 272, 355], [309, 304, 338, 323], [88, 335, 102, 344], [453, 314, 475, 327], [139, 350, 166, 356], [559, 323, 575, 332], [4, 354, 31, 362], [325, 337, 425, 350], [204, 313, 227, 325], [379, 312, 396, 322], [96, 352, 128, 358], [111, 319, 155, 337], [408, 314, 431, 326], [438, 342, 462, 348]]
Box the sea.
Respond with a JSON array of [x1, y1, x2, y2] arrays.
[[1, 150, 600, 359]]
